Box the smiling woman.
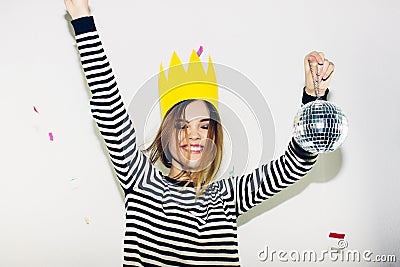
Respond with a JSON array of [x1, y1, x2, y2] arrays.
[[145, 99, 222, 196], [64, 0, 335, 265]]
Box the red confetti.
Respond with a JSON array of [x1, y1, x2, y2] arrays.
[[33, 106, 39, 113], [329, 232, 345, 239]]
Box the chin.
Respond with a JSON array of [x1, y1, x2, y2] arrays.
[[175, 155, 204, 172], [181, 159, 203, 171]]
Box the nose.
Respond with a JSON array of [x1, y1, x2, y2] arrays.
[[187, 125, 201, 140]]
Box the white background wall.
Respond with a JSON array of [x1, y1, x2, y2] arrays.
[[1, 0, 399, 266]]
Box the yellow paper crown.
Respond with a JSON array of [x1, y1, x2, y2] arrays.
[[158, 50, 218, 119]]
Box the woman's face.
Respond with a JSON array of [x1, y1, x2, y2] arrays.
[[168, 100, 217, 171]]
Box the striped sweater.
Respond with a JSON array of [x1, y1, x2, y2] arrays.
[[71, 16, 318, 267]]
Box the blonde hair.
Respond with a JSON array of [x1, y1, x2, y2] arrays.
[[145, 99, 223, 198]]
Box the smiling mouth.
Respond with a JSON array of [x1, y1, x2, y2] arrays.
[[180, 144, 204, 154]]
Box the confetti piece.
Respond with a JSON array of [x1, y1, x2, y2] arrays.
[[84, 217, 90, 224], [329, 232, 345, 239], [69, 178, 79, 190], [49, 132, 54, 141], [229, 166, 235, 176], [33, 106, 39, 113], [197, 46, 203, 57]]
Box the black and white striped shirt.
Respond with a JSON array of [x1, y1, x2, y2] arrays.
[[71, 16, 318, 267]]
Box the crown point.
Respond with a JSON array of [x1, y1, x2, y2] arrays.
[[190, 49, 201, 63], [170, 51, 182, 68], [207, 55, 216, 77]]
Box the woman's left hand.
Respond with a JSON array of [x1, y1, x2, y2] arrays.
[[304, 51, 335, 96]]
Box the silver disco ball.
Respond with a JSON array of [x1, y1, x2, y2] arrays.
[[293, 100, 349, 154]]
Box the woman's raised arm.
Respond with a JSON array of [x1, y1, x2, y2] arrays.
[[65, 2, 153, 191], [221, 51, 334, 216]]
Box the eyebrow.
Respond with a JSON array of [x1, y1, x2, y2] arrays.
[[177, 118, 210, 123]]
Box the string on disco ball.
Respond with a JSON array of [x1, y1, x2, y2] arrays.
[[293, 59, 349, 154]]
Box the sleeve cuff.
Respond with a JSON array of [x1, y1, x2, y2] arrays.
[[291, 137, 318, 159], [302, 87, 329, 105], [71, 16, 97, 36]]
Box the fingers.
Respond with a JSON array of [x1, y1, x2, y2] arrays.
[[320, 59, 330, 80], [304, 51, 334, 94], [305, 51, 325, 66], [322, 61, 335, 81], [304, 51, 322, 82], [318, 56, 335, 81], [305, 51, 334, 82]]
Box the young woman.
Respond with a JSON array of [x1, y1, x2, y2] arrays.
[[64, 0, 334, 266]]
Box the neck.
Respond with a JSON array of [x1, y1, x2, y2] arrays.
[[168, 164, 190, 180]]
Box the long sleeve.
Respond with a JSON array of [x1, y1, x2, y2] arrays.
[[71, 16, 150, 191], [302, 86, 329, 104], [221, 87, 325, 216], [222, 138, 317, 216]]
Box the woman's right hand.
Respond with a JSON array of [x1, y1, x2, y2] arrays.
[[64, 0, 90, 20]]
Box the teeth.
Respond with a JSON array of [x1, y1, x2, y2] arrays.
[[183, 145, 203, 152]]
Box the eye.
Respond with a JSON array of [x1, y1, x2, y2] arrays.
[[175, 122, 188, 130], [201, 124, 209, 130]]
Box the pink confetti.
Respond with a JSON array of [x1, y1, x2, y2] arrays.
[[197, 46, 203, 57], [49, 132, 54, 141], [33, 106, 39, 113]]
